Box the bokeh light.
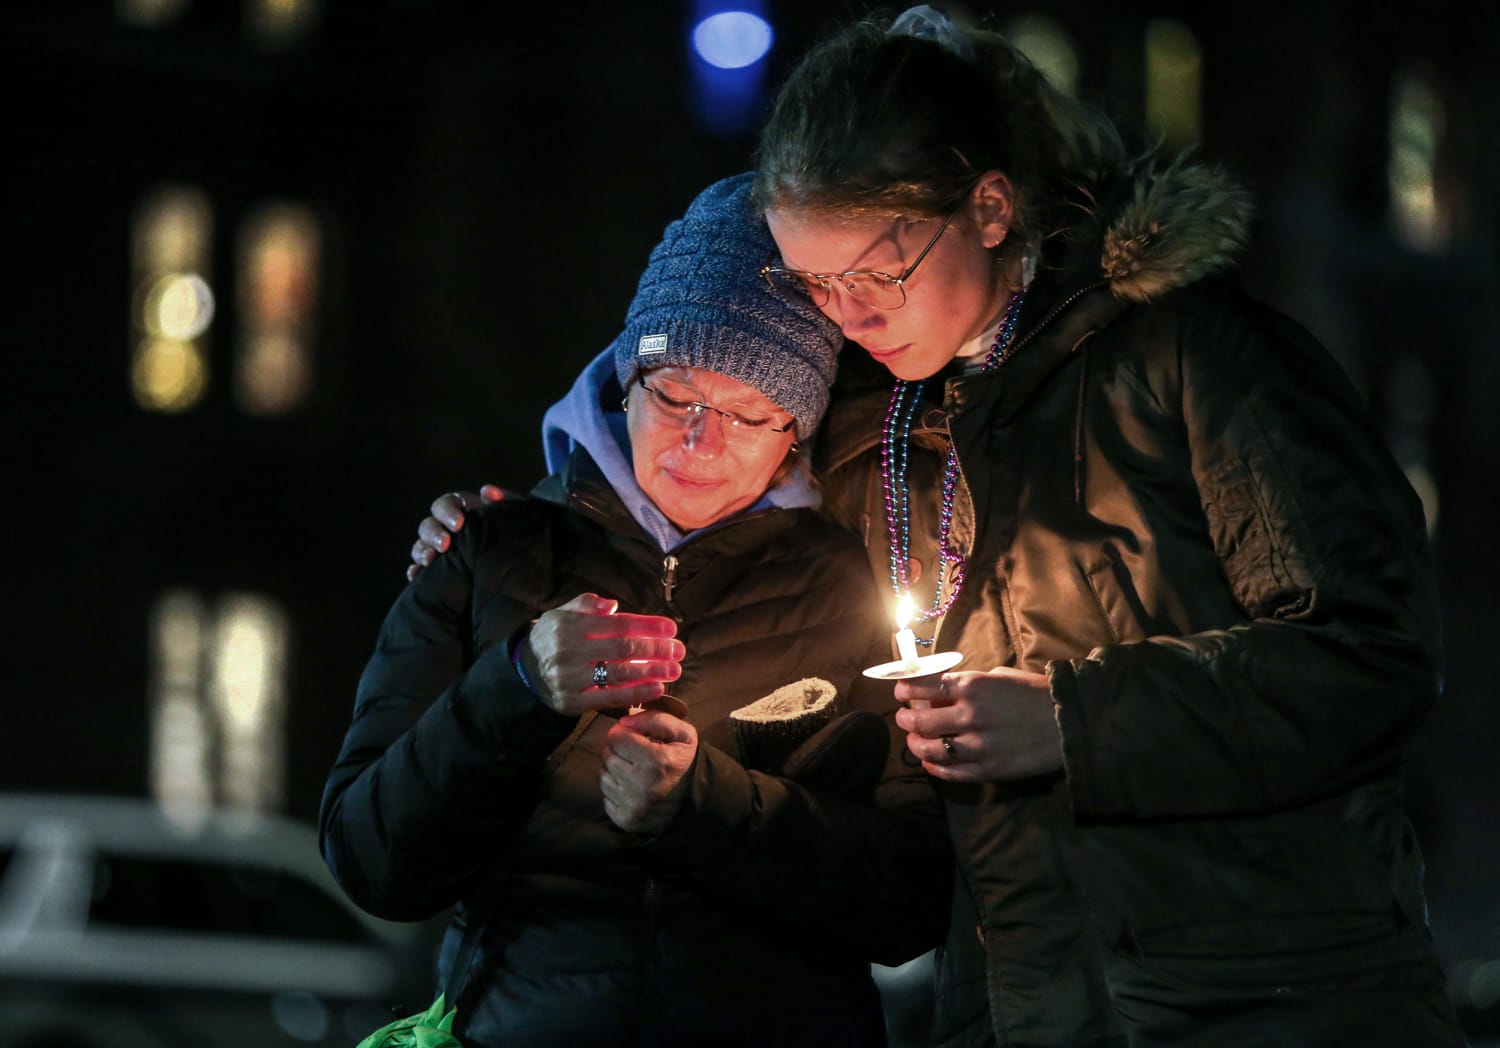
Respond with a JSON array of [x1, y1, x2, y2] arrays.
[[1006, 15, 1079, 97], [144, 272, 215, 341], [1145, 19, 1202, 150], [1389, 68, 1448, 253], [236, 202, 320, 415], [132, 187, 213, 413], [692, 11, 773, 70], [132, 337, 208, 412]]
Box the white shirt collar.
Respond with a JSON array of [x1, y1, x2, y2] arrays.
[[958, 254, 1036, 372]]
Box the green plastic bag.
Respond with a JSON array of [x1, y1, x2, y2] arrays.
[[356, 993, 461, 1048]]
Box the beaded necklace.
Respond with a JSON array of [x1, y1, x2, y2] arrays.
[[880, 288, 1026, 642]]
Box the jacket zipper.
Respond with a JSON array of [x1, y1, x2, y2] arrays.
[[661, 554, 679, 605], [645, 875, 661, 936], [643, 875, 661, 1002], [1002, 279, 1110, 359]]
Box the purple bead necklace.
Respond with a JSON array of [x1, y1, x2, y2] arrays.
[[880, 289, 1026, 641]]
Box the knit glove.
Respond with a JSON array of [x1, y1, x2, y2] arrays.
[[727, 677, 837, 773]]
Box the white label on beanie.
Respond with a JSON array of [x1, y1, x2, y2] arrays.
[[638, 333, 668, 357]]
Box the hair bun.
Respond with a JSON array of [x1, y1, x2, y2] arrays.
[[886, 4, 975, 63]]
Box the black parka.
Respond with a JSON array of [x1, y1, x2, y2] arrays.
[[319, 453, 951, 1048], [815, 161, 1466, 1046]]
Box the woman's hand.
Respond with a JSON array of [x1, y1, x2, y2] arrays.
[[406, 484, 509, 581], [600, 710, 698, 835], [894, 668, 1064, 782], [521, 594, 684, 715]]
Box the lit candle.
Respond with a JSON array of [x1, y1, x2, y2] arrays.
[[894, 595, 920, 670]]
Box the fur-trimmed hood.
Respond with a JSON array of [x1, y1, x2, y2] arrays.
[[1093, 154, 1255, 303]]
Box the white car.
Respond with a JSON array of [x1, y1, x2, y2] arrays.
[[0, 793, 440, 1047]]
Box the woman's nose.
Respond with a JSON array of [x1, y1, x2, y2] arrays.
[[681, 410, 726, 455], [830, 286, 882, 338]]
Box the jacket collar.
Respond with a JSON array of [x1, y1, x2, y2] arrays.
[[534, 448, 803, 573]]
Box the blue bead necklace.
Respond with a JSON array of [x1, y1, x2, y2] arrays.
[[879, 289, 1026, 642]]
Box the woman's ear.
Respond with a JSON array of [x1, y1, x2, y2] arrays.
[[969, 170, 1015, 249]]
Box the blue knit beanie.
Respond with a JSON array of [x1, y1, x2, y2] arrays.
[[612, 173, 841, 439]]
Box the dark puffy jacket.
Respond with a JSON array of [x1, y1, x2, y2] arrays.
[[319, 453, 951, 1048], [815, 162, 1465, 1046]]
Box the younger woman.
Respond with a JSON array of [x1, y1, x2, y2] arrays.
[[750, 6, 1464, 1046]]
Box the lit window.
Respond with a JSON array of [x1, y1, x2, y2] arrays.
[[132, 187, 214, 413], [247, 0, 320, 48], [210, 594, 290, 813], [1403, 464, 1440, 541], [149, 591, 291, 816], [132, 338, 210, 413], [1006, 15, 1079, 97], [1389, 67, 1448, 253], [1144, 20, 1202, 151], [236, 203, 320, 415], [116, 0, 192, 28], [1384, 356, 1440, 539], [149, 592, 213, 820]]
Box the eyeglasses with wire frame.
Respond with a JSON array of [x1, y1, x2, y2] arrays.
[[759, 200, 964, 311], [636, 373, 796, 448]]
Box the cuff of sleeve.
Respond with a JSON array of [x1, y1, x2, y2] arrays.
[[1048, 657, 1099, 817], [451, 639, 577, 760], [637, 744, 756, 866], [508, 626, 543, 699]]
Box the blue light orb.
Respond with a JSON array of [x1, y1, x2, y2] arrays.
[[692, 11, 773, 70]]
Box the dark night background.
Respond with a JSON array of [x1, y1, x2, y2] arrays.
[[5, 0, 1497, 1037]]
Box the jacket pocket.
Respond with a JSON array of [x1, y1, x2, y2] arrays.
[[1197, 408, 1316, 620], [1077, 543, 1163, 644], [1078, 554, 1124, 644]]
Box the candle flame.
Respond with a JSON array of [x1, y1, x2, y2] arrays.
[[895, 595, 915, 629]]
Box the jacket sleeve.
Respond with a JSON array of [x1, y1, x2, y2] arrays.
[[317, 510, 576, 921], [1053, 290, 1443, 821], [640, 602, 953, 966]]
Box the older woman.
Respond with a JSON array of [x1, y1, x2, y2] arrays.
[[320, 174, 949, 1048]]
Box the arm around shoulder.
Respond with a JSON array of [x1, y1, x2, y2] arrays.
[[319, 504, 577, 920]]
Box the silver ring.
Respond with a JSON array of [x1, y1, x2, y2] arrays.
[[940, 734, 957, 759], [592, 661, 609, 688]]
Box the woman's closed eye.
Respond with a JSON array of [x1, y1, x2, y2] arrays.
[[653, 386, 699, 410], [654, 381, 773, 428]]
